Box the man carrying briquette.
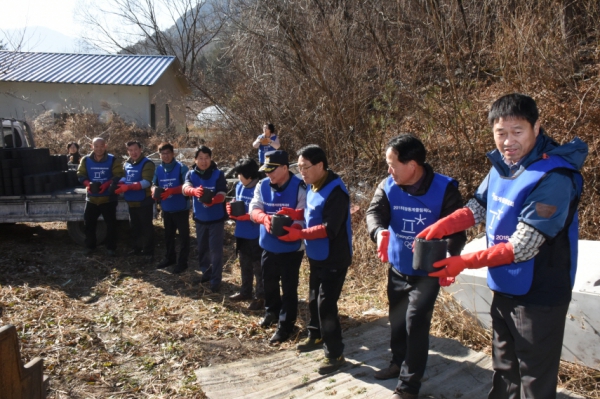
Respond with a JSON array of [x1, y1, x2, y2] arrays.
[[278, 145, 352, 375], [366, 134, 466, 399], [152, 142, 190, 274], [77, 137, 124, 257], [249, 150, 306, 345], [419, 93, 587, 398], [114, 140, 156, 259]]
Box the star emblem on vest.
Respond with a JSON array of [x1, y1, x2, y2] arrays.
[[415, 214, 426, 225]]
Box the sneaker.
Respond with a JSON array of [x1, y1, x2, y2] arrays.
[[247, 299, 265, 311], [374, 362, 401, 380], [229, 292, 252, 301], [318, 356, 346, 375], [269, 329, 290, 344], [391, 389, 418, 399], [296, 337, 323, 352], [157, 259, 175, 269], [171, 264, 188, 274]]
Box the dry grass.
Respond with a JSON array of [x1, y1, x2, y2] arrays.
[[1, 200, 599, 398]]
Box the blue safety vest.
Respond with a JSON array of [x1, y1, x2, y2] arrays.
[[258, 135, 277, 164], [258, 175, 302, 253], [85, 154, 115, 198], [234, 182, 260, 239], [123, 157, 150, 202], [305, 177, 352, 261], [190, 169, 225, 222], [384, 174, 455, 276], [156, 161, 188, 212], [486, 155, 579, 295]]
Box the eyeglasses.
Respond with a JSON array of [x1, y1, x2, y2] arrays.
[[297, 164, 314, 172]]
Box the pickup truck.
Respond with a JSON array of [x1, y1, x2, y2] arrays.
[[0, 118, 128, 245]]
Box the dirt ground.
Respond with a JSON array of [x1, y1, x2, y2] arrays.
[[0, 218, 385, 398]]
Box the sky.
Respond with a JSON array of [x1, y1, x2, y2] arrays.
[[0, 0, 173, 53]]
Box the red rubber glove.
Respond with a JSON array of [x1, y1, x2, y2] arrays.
[[276, 207, 305, 221], [114, 181, 141, 194], [161, 186, 182, 200], [438, 277, 455, 287], [429, 242, 515, 278], [279, 224, 327, 242], [205, 193, 225, 207], [183, 185, 203, 198], [99, 180, 116, 194], [83, 180, 91, 193], [417, 208, 475, 241], [251, 208, 272, 233], [227, 203, 251, 221], [377, 230, 390, 262]]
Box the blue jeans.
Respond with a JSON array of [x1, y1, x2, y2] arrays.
[[195, 220, 224, 288]]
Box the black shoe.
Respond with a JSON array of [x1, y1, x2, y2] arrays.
[[171, 264, 188, 274], [210, 283, 221, 293], [260, 313, 278, 328], [200, 273, 211, 283], [318, 355, 346, 375], [296, 337, 324, 352], [157, 259, 175, 269], [229, 292, 252, 301], [269, 329, 290, 344]]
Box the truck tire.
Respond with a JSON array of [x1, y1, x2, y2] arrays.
[[66, 221, 107, 246]]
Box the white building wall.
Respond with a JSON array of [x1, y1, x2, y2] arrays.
[[148, 63, 187, 134]]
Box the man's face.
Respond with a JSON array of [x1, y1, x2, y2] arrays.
[[92, 139, 107, 158], [160, 149, 174, 164], [298, 155, 324, 185], [195, 152, 211, 171], [493, 117, 540, 164], [127, 144, 142, 161], [265, 165, 289, 186], [385, 147, 416, 186]]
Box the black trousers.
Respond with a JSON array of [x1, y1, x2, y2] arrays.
[[84, 201, 118, 250], [488, 293, 569, 399], [307, 263, 347, 359], [387, 268, 440, 396], [163, 209, 190, 267], [262, 249, 304, 332], [128, 203, 154, 254], [237, 237, 264, 298]]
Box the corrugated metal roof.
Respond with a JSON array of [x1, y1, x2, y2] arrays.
[[0, 51, 177, 86]]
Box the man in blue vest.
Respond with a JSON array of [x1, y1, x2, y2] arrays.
[[418, 93, 587, 399], [226, 158, 264, 310], [182, 146, 228, 293], [366, 135, 466, 399], [152, 142, 190, 274], [252, 123, 281, 165], [115, 141, 156, 259], [278, 145, 352, 375], [77, 137, 124, 257], [249, 150, 306, 344]]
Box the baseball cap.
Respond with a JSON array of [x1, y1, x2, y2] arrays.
[[259, 150, 289, 173]]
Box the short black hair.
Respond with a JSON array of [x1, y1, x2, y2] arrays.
[[234, 158, 259, 180], [387, 134, 426, 166], [297, 144, 328, 169], [67, 142, 79, 150], [264, 123, 276, 134], [126, 140, 142, 149], [195, 145, 212, 158], [158, 142, 174, 153], [488, 93, 539, 128]]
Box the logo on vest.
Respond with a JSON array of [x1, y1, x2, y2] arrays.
[[93, 169, 106, 179], [488, 207, 504, 231], [491, 192, 514, 207], [400, 214, 427, 234], [126, 169, 138, 182]]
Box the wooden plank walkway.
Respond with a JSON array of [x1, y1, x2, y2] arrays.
[[195, 318, 583, 398]]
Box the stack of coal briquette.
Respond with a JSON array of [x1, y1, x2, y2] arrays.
[[0, 148, 80, 196]]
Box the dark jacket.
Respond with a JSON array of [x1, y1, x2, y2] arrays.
[[366, 163, 466, 256]]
